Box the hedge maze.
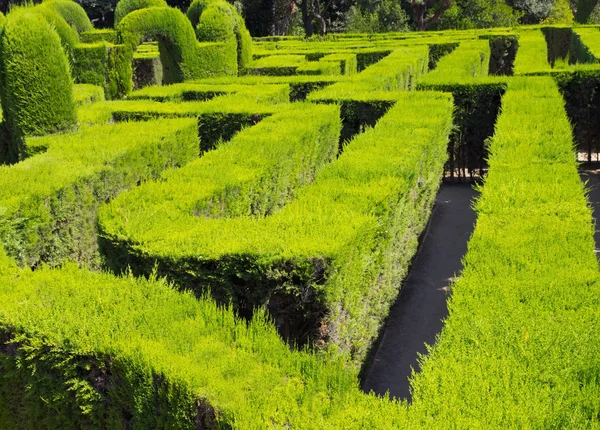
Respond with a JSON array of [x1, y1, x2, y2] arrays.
[[1, 0, 600, 427]]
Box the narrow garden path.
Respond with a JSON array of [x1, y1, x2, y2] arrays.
[[361, 182, 478, 401], [580, 165, 600, 257]]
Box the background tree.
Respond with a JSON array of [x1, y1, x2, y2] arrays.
[[542, 0, 574, 23], [346, 0, 409, 32], [435, 0, 520, 29], [406, 0, 452, 31]]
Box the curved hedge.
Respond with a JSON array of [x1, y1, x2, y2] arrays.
[[186, 0, 212, 26], [117, 6, 236, 83], [0, 10, 77, 162], [117, 7, 201, 83], [39, 0, 93, 33], [195, 3, 236, 42], [34, 4, 80, 50], [189, 0, 252, 70], [114, 0, 168, 26]]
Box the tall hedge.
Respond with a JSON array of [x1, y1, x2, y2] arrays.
[[113, 0, 168, 26], [188, 0, 252, 70], [117, 6, 236, 84], [0, 10, 77, 162], [39, 0, 93, 33], [195, 3, 236, 42]]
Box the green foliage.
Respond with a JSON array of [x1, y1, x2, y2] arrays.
[[98, 91, 453, 364], [186, 0, 212, 26], [73, 83, 105, 106], [72, 42, 133, 99], [418, 39, 491, 85], [588, 1, 600, 22], [0, 119, 197, 269], [80, 29, 117, 43], [195, 3, 236, 42], [576, 0, 599, 22], [33, 3, 81, 51], [320, 53, 357, 75], [542, 0, 575, 24], [408, 76, 600, 428], [435, 0, 521, 29], [113, 0, 167, 26], [0, 9, 77, 163], [345, 0, 409, 33], [117, 6, 237, 85], [190, 0, 253, 71], [40, 0, 93, 33], [513, 29, 552, 74], [0, 257, 410, 428]]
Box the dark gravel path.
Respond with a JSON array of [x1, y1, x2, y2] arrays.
[[361, 182, 479, 401], [579, 166, 600, 258]]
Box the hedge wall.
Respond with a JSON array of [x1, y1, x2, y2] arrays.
[[0, 9, 77, 163]]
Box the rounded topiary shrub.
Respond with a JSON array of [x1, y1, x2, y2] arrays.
[[40, 0, 93, 33], [189, 0, 252, 70], [114, 0, 168, 26], [195, 3, 236, 42], [186, 0, 212, 27], [34, 5, 81, 50], [0, 10, 77, 161]]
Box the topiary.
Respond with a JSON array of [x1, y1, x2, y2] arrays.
[[189, 0, 252, 71], [117, 6, 201, 83], [195, 3, 236, 42], [33, 4, 81, 51], [40, 0, 93, 33], [0, 9, 77, 162], [114, 0, 168, 26], [186, 0, 212, 26]]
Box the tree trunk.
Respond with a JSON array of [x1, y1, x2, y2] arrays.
[[301, 0, 314, 37]]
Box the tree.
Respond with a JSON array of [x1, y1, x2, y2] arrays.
[[542, 0, 574, 23], [435, 0, 520, 29], [406, 0, 452, 31], [506, 0, 553, 23], [295, 0, 334, 36]]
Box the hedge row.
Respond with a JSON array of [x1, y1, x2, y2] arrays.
[[419, 39, 491, 85], [72, 42, 133, 100], [513, 29, 552, 75], [0, 119, 198, 269], [0, 248, 409, 428], [0, 8, 77, 163], [309, 46, 429, 100], [407, 77, 600, 427], [126, 82, 289, 103], [98, 91, 453, 365]]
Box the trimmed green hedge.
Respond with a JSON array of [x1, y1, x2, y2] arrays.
[[113, 0, 167, 26], [80, 29, 117, 43], [40, 0, 93, 33], [98, 92, 453, 365], [117, 6, 237, 85], [419, 39, 491, 85], [195, 2, 236, 42], [188, 0, 253, 71], [408, 77, 600, 427], [72, 42, 133, 99], [0, 9, 77, 163], [0, 250, 409, 428], [514, 29, 552, 75], [0, 119, 198, 269]]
